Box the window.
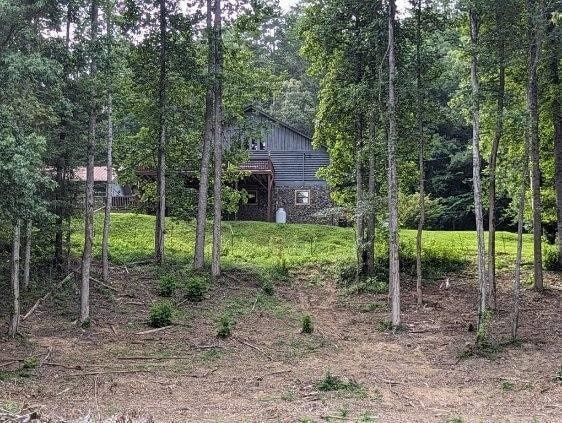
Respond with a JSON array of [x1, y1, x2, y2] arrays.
[[295, 189, 310, 206], [249, 140, 266, 151], [246, 190, 258, 205]]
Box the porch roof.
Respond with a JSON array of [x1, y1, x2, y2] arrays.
[[239, 159, 275, 176]]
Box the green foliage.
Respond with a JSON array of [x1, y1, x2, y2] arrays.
[[543, 246, 560, 271], [216, 314, 234, 338], [377, 320, 394, 332], [444, 417, 464, 423], [556, 365, 562, 381], [315, 372, 363, 393], [22, 356, 38, 370], [182, 274, 208, 302], [159, 275, 177, 297], [301, 315, 314, 334], [476, 309, 493, 346], [148, 300, 174, 328], [74, 214, 538, 274], [262, 278, 275, 296], [501, 380, 515, 391]]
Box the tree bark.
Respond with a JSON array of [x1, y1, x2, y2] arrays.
[[550, 24, 562, 266], [155, 0, 167, 265], [388, 0, 400, 328], [355, 118, 366, 279], [526, 0, 543, 290], [80, 0, 98, 326], [54, 3, 73, 268], [193, 0, 215, 271], [365, 115, 376, 275], [512, 143, 529, 340], [23, 220, 32, 290], [102, 10, 114, 284], [415, 0, 424, 307], [211, 0, 223, 278], [488, 8, 505, 308], [469, 8, 488, 333], [9, 220, 22, 337]]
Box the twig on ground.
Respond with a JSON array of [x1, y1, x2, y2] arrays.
[[117, 356, 193, 361], [91, 276, 119, 293], [39, 347, 53, 367], [22, 272, 74, 320], [135, 326, 173, 335], [0, 360, 18, 368], [233, 337, 273, 361], [110, 324, 118, 335], [67, 369, 149, 377]]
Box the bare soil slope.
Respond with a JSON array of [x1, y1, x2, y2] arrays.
[[1, 265, 561, 422]]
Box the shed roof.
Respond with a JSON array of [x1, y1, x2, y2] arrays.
[[73, 166, 117, 182]]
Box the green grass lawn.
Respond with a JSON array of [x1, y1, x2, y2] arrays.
[[72, 212, 536, 273]]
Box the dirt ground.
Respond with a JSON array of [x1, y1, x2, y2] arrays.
[[0, 264, 561, 423]]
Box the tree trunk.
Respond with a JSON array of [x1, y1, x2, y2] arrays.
[[9, 220, 22, 337], [527, 0, 543, 290], [469, 8, 488, 334], [488, 20, 505, 309], [550, 24, 562, 266], [355, 119, 366, 279], [23, 220, 32, 290], [512, 145, 529, 340], [388, 0, 400, 328], [211, 0, 223, 278], [155, 0, 167, 265], [365, 115, 376, 274], [54, 4, 73, 268], [193, 0, 215, 271], [415, 0, 424, 307], [102, 11, 114, 284], [80, 0, 98, 326]]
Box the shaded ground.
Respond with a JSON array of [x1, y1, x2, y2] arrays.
[[0, 263, 561, 422]]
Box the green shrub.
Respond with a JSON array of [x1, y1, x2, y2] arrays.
[[377, 320, 393, 332], [337, 263, 357, 285], [315, 372, 362, 392], [182, 275, 208, 302], [159, 275, 177, 297], [216, 314, 234, 338], [149, 300, 173, 328], [543, 246, 560, 271], [556, 365, 562, 381], [22, 356, 38, 369], [301, 314, 314, 334], [262, 278, 275, 296]]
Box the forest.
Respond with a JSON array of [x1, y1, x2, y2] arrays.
[[0, 0, 561, 421]]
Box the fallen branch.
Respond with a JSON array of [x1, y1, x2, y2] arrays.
[[117, 356, 192, 361], [43, 362, 83, 370], [67, 369, 148, 377], [0, 360, 18, 368], [22, 272, 74, 321], [110, 324, 118, 336], [135, 326, 173, 335], [91, 276, 119, 293], [233, 337, 273, 361]]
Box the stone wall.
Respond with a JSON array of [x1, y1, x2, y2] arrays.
[[273, 186, 333, 224], [230, 184, 334, 224]]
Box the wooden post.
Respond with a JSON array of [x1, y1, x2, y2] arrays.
[[267, 174, 273, 222]]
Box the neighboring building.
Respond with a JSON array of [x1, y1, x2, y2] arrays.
[[73, 166, 135, 209], [232, 106, 332, 224]]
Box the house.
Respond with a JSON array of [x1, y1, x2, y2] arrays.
[[231, 106, 332, 223], [73, 166, 135, 209]]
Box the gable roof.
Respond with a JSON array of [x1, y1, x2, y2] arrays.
[[244, 105, 313, 142]]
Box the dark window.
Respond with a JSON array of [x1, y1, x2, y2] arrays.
[[295, 189, 310, 206], [259, 141, 266, 150], [246, 190, 258, 205], [250, 140, 258, 150]]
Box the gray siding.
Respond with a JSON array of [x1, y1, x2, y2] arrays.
[[246, 113, 330, 187]]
